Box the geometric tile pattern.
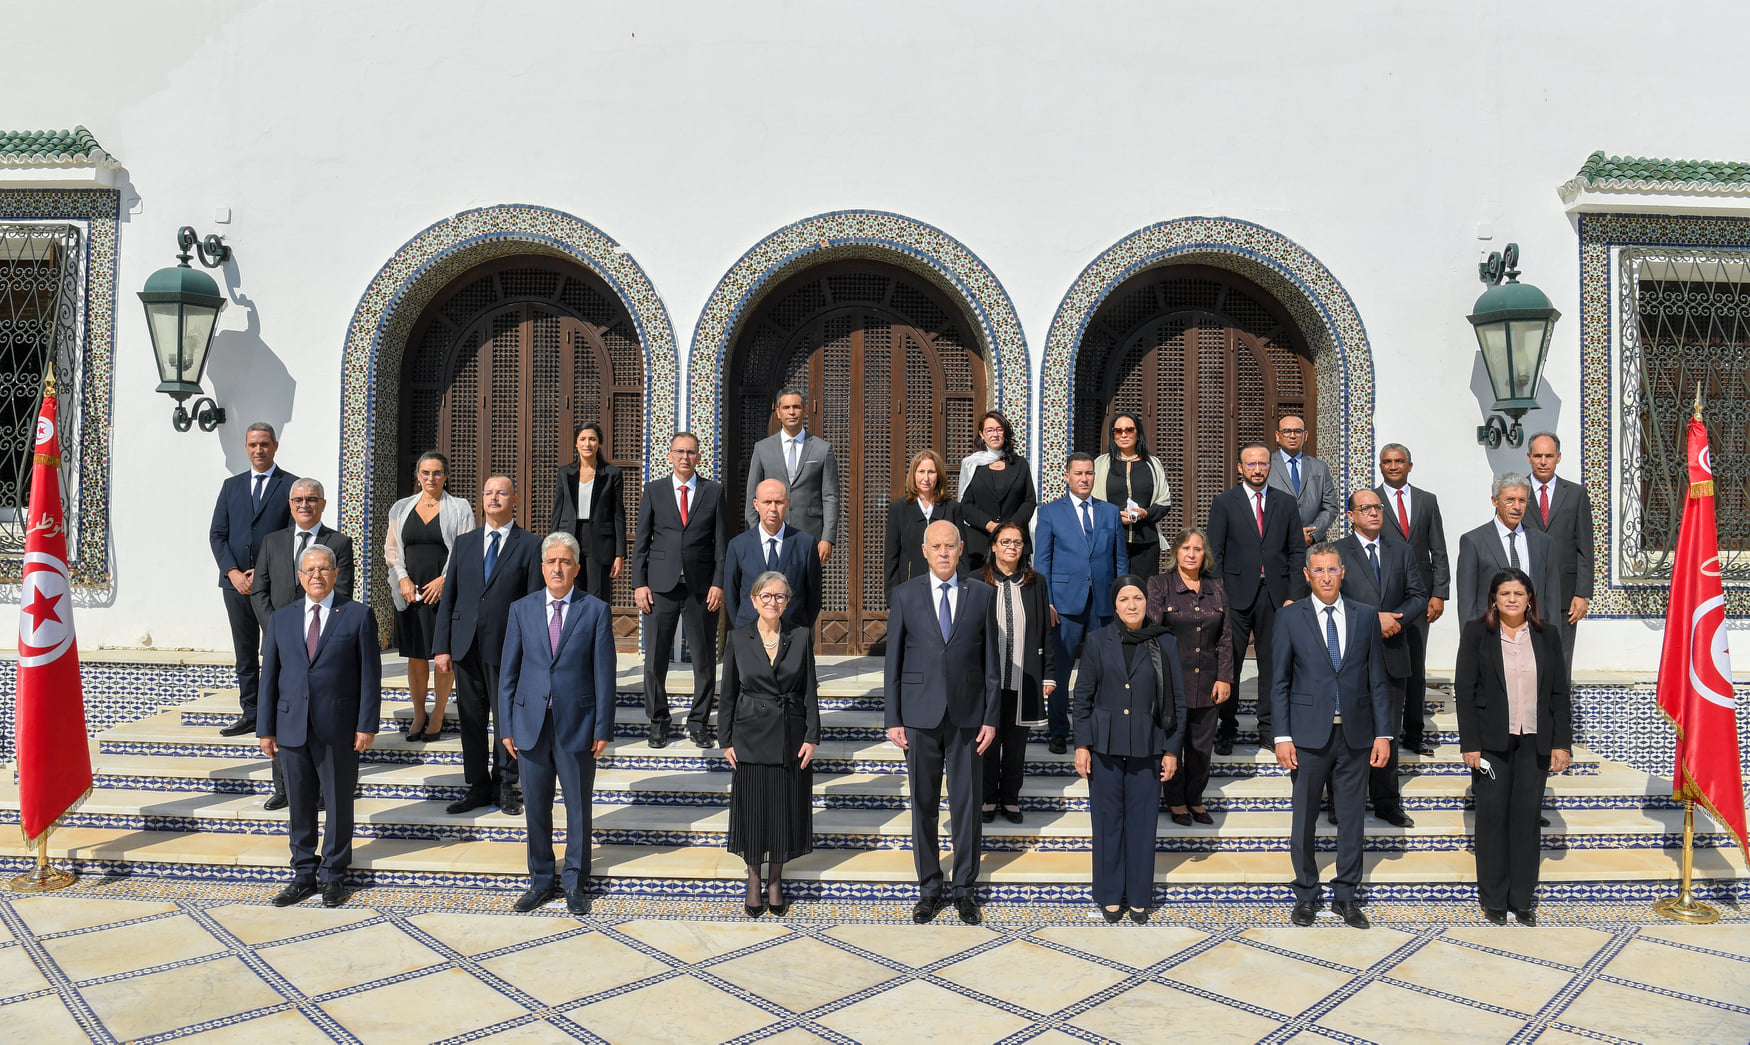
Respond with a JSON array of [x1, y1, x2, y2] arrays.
[[0, 660, 233, 764], [1570, 680, 1750, 793], [0, 879, 1745, 1044]]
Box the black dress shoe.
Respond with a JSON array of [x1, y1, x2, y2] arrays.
[[1190, 808, 1214, 825], [514, 884, 562, 913], [1511, 907, 1537, 927], [954, 897, 981, 925], [1326, 809, 1339, 826], [263, 792, 289, 812], [1047, 736, 1068, 755], [1291, 899, 1318, 927], [272, 880, 317, 907], [1411, 740, 1437, 756], [566, 888, 591, 916], [1002, 807, 1024, 825], [1539, 815, 1550, 827], [1376, 808, 1416, 828], [1101, 906, 1124, 923], [1332, 900, 1370, 929], [690, 730, 711, 749], [322, 881, 348, 908], [1170, 811, 1193, 827], [1214, 734, 1235, 756], [981, 807, 997, 824], [220, 717, 256, 737], [446, 789, 493, 815], [1127, 907, 1149, 924], [912, 896, 943, 924], [648, 723, 670, 749], [1482, 906, 1508, 925], [499, 794, 524, 817]]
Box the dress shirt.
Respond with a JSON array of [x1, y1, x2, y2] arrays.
[[1382, 481, 1412, 528], [292, 526, 320, 555], [1066, 492, 1094, 531], [1359, 536, 1383, 579], [671, 474, 698, 514], [303, 590, 336, 635], [1493, 517, 1531, 573], [1500, 624, 1538, 735], [576, 475, 594, 521], [483, 521, 514, 547], [785, 428, 808, 473], [759, 522, 788, 561], [546, 589, 576, 632], [929, 571, 961, 624], [917, 497, 935, 522]]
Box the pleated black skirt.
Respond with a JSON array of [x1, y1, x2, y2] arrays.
[[726, 762, 814, 864]]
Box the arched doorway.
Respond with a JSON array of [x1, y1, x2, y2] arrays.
[[1073, 264, 1316, 532], [724, 260, 988, 654], [398, 255, 645, 647]]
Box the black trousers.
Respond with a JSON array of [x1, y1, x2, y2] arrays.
[[455, 645, 519, 796], [1322, 674, 1411, 814], [575, 548, 615, 605], [643, 583, 717, 729], [980, 706, 1030, 809], [1401, 617, 1430, 746], [1472, 733, 1548, 912], [223, 586, 263, 720], [1162, 704, 1221, 809], [1289, 733, 1369, 903], [906, 722, 982, 899], [1090, 750, 1160, 909], [1223, 587, 1278, 739], [520, 708, 597, 891], [280, 732, 359, 884]]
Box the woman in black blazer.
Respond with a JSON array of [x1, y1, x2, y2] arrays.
[[981, 521, 1055, 826], [720, 570, 821, 917], [549, 421, 625, 604], [1454, 567, 1572, 926], [885, 449, 965, 599], [958, 410, 1036, 573], [1073, 575, 1186, 923]]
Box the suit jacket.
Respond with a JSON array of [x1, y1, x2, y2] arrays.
[[1376, 483, 1451, 601], [1521, 475, 1595, 606], [632, 475, 729, 593], [432, 523, 545, 665], [718, 622, 821, 764], [1269, 597, 1393, 750], [723, 524, 822, 628], [988, 571, 1056, 725], [884, 497, 966, 593], [1455, 521, 1564, 632], [550, 461, 627, 568], [251, 524, 357, 629], [883, 575, 1001, 731], [745, 429, 841, 545], [498, 588, 617, 755], [1453, 619, 1573, 755], [210, 467, 299, 588], [257, 596, 382, 748], [1070, 626, 1186, 757], [1335, 533, 1428, 680], [1268, 451, 1340, 541], [1033, 496, 1128, 617], [959, 455, 1037, 563], [1206, 483, 1307, 608]]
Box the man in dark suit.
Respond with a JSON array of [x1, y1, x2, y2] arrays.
[[744, 387, 841, 565], [257, 544, 381, 908], [1034, 453, 1128, 753], [1270, 543, 1393, 929], [434, 475, 545, 816], [250, 477, 356, 811], [498, 532, 617, 917], [1267, 415, 1341, 544], [210, 422, 298, 736], [1523, 432, 1594, 662], [1334, 489, 1427, 828], [1377, 442, 1450, 756], [1455, 473, 1564, 641], [1207, 443, 1306, 753], [723, 478, 822, 629], [633, 431, 728, 749], [884, 520, 1000, 925]]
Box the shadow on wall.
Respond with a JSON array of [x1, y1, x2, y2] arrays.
[[204, 275, 295, 474], [1471, 353, 1563, 479]]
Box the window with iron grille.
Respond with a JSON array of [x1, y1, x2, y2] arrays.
[[0, 223, 82, 556], [1618, 248, 1750, 583]]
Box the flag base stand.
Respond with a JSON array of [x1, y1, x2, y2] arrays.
[[1653, 800, 1720, 925], [9, 844, 76, 893]]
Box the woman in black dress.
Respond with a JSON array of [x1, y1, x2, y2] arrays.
[[549, 421, 625, 604], [384, 451, 476, 740], [958, 410, 1036, 573], [885, 449, 964, 599], [1094, 411, 1173, 577], [721, 570, 821, 917], [1146, 528, 1234, 826], [981, 521, 1054, 825]]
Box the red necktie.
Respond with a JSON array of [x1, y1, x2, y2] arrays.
[[1539, 484, 1550, 526], [1255, 492, 1266, 536], [1396, 489, 1410, 536], [306, 606, 321, 660], [679, 483, 690, 526]]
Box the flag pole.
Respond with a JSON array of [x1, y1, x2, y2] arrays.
[[1653, 799, 1720, 923]]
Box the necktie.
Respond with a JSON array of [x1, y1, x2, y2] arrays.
[[549, 599, 564, 655], [678, 483, 690, 526], [1255, 492, 1266, 536], [297, 530, 311, 559], [306, 605, 321, 660], [253, 473, 266, 510], [484, 530, 501, 582], [1079, 499, 1092, 536], [786, 438, 799, 479], [766, 537, 780, 572], [1507, 530, 1520, 569], [939, 583, 953, 641], [1289, 456, 1301, 496], [1367, 542, 1380, 585], [1395, 489, 1410, 535], [1539, 484, 1551, 526], [1325, 605, 1341, 671]]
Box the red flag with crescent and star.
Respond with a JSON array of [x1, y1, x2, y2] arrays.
[[14, 390, 91, 845], [1654, 406, 1748, 858]]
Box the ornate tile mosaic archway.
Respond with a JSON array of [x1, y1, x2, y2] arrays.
[[1038, 218, 1375, 503], [338, 204, 678, 622], [687, 210, 1030, 481]]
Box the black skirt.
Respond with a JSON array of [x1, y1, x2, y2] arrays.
[[726, 762, 813, 864]]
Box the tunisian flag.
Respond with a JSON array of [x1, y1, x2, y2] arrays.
[[1655, 408, 1748, 859], [14, 391, 91, 845]]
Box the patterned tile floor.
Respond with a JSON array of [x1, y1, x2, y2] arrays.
[[0, 877, 1747, 1044]]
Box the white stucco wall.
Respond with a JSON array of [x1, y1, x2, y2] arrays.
[[5, 0, 1744, 670]]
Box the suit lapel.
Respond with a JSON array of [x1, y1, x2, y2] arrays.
[[1341, 599, 1368, 667], [552, 592, 587, 660], [309, 598, 345, 663], [482, 526, 521, 593]]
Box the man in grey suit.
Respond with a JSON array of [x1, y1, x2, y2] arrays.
[[744, 388, 840, 564], [1376, 443, 1449, 757], [1523, 432, 1594, 662], [1268, 415, 1340, 544], [1455, 473, 1564, 639]]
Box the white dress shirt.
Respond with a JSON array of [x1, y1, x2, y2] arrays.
[[1493, 517, 1531, 573], [1065, 492, 1094, 532], [671, 474, 698, 514], [547, 589, 576, 631], [483, 520, 514, 549], [784, 428, 809, 475], [303, 590, 336, 637], [930, 571, 962, 624], [759, 523, 788, 562], [1382, 481, 1412, 529]]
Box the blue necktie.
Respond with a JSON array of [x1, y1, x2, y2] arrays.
[[484, 530, 500, 582], [766, 537, 780, 572], [1079, 499, 1092, 536], [1289, 456, 1302, 496], [252, 473, 266, 511], [939, 583, 953, 641], [1325, 605, 1341, 671], [1367, 542, 1380, 586]]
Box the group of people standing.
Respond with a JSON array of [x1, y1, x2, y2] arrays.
[[210, 394, 1592, 926]]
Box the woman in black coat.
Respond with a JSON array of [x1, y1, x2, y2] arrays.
[[958, 409, 1036, 573], [981, 521, 1055, 825], [1073, 575, 1186, 923], [721, 570, 821, 917], [885, 448, 965, 598], [1454, 566, 1572, 927], [549, 421, 625, 605]]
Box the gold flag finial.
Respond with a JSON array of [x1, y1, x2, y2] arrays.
[[43, 366, 56, 399], [1693, 382, 1703, 420]]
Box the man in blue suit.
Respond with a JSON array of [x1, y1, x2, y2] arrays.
[[257, 544, 382, 909], [884, 520, 1000, 925], [723, 479, 822, 630], [1033, 453, 1127, 752], [211, 422, 298, 736], [435, 475, 545, 816], [1270, 543, 1393, 930], [499, 532, 617, 917]]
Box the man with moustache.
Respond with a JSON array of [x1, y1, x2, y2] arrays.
[[1268, 415, 1340, 545], [1375, 443, 1449, 757], [1456, 473, 1563, 641], [1522, 433, 1594, 663]]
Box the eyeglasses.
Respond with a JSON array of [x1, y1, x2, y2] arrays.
[[671, 448, 699, 456], [755, 592, 790, 603], [1306, 566, 1343, 577], [1352, 504, 1384, 513], [1112, 426, 1137, 434], [994, 539, 1025, 548], [1278, 427, 1305, 436], [299, 567, 336, 577]]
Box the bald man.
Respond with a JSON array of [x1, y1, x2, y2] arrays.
[[722, 479, 822, 629]]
